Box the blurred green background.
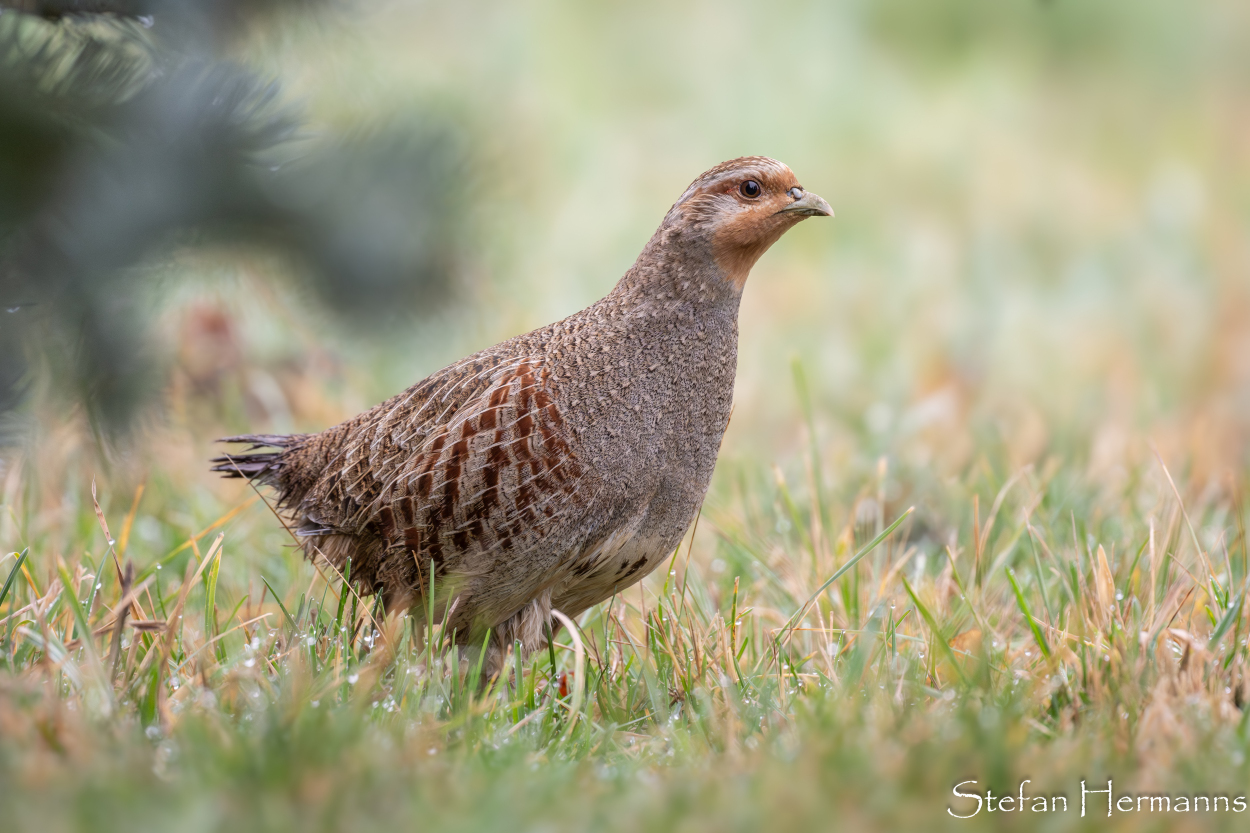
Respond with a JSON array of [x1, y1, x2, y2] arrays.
[[5, 0, 1248, 468], [4, 0, 1248, 570], [231, 0, 1249, 482]]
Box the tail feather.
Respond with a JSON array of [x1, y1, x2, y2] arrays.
[[210, 433, 305, 487]]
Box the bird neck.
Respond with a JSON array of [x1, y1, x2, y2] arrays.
[[605, 225, 744, 315]]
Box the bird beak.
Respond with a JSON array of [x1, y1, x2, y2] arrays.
[[776, 190, 833, 218]]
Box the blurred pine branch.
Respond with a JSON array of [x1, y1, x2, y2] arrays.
[[0, 1, 468, 435]]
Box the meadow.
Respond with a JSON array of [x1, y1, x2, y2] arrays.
[[3, 2, 1250, 830]]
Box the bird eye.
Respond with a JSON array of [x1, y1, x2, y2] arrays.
[[739, 180, 762, 199]]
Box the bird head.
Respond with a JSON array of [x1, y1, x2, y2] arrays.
[[664, 156, 832, 291]]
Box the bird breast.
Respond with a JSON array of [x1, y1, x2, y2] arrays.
[[546, 303, 737, 571]]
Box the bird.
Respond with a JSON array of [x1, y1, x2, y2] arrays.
[[212, 156, 832, 676]]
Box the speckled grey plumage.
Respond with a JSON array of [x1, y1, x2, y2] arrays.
[[212, 156, 830, 674]]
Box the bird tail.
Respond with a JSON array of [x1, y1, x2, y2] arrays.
[[209, 433, 306, 488]]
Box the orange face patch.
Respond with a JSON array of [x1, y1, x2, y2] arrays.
[[709, 169, 807, 290]]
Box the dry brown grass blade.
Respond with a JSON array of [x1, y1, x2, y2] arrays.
[[90, 479, 125, 584], [1152, 446, 1219, 593], [107, 561, 134, 677], [116, 482, 145, 557], [0, 579, 63, 628], [1094, 544, 1116, 627]]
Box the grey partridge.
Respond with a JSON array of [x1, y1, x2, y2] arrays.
[[212, 156, 832, 674]]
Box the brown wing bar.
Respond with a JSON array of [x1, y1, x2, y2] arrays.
[[235, 355, 595, 607], [365, 357, 590, 577]]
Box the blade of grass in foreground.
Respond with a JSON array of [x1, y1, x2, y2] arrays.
[[900, 573, 969, 686], [262, 576, 298, 632], [1007, 567, 1052, 661], [56, 559, 94, 648], [204, 545, 223, 661], [0, 551, 28, 610], [1208, 593, 1243, 652], [777, 507, 914, 645]]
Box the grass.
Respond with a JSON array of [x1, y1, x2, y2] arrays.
[[2, 389, 1249, 831]]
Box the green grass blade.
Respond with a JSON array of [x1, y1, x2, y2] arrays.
[[471, 628, 492, 695], [56, 560, 94, 648], [1006, 567, 1052, 660], [1208, 594, 1243, 651], [900, 574, 969, 686], [204, 545, 221, 657], [0, 551, 28, 611], [82, 553, 102, 623], [262, 576, 298, 632], [1025, 527, 1054, 621], [778, 506, 914, 642], [336, 557, 351, 632]]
